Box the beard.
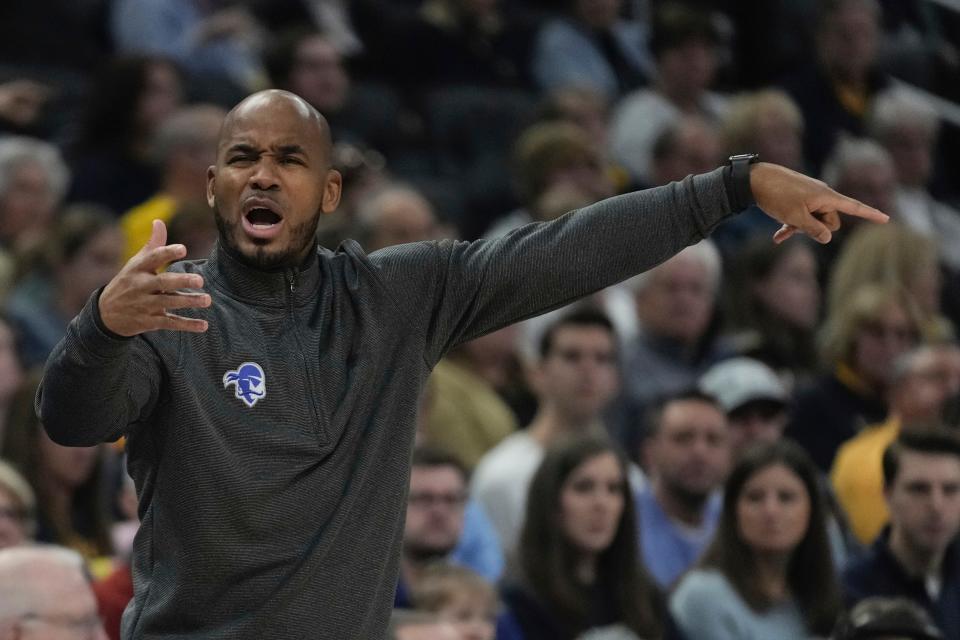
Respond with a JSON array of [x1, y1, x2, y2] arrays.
[[215, 207, 322, 270]]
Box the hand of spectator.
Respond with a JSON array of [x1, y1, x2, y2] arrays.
[[99, 220, 210, 336], [0, 79, 51, 128], [749, 162, 888, 244]]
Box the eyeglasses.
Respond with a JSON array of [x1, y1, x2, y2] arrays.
[[407, 492, 468, 509], [21, 612, 104, 638]]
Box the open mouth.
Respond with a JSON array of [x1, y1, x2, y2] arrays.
[[245, 207, 282, 228]]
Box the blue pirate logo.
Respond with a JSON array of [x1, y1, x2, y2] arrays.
[[223, 362, 267, 408]]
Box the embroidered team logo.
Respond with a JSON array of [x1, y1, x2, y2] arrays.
[[223, 362, 267, 408]]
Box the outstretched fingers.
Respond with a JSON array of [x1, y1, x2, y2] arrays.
[[156, 313, 209, 333], [820, 192, 889, 223]]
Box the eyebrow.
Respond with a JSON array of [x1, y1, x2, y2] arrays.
[[226, 143, 258, 155], [277, 144, 307, 156]]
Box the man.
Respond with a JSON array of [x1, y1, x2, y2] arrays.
[[0, 545, 107, 639], [37, 89, 886, 638], [354, 184, 440, 253], [698, 356, 789, 457], [636, 390, 731, 587], [397, 447, 482, 607], [612, 239, 723, 451], [843, 430, 960, 638], [833, 344, 960, 544], [471, 308, 621, 554]]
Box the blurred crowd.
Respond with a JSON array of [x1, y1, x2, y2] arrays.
[[1, 0, 960, 639]]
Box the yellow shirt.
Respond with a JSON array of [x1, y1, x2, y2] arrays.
[[830, 415, 900, 545], [120, 194, 178, 261], [424, 359, 517, 470]]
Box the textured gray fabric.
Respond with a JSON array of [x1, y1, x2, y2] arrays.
[[37, 169, 734, 639]]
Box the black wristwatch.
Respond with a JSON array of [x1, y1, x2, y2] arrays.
[[725, 153, 759, 211]]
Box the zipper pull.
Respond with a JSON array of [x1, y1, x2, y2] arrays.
[[286, 270, 297, 293]]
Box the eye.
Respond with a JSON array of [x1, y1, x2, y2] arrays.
[[280, 156, 305, 165], [228, 154, 254, 165]]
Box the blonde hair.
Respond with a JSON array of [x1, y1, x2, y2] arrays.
[[721, 89, 804, 154], [818, 284, 923, 367], [411, 563, 496, 613], [828, 223, 951, 340]]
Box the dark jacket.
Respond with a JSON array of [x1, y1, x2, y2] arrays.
[[37, 170, 733, 639], [843, 529, 960, 639]]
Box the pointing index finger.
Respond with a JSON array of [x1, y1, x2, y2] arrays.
[[826, 193, 889, 223]]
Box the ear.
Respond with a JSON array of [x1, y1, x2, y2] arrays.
[[321, 169, 343, 214], [206, 165, 216, 209]]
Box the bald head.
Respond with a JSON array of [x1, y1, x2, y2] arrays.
[[0, 546, 104, 637], [220, 90, 332, 156]]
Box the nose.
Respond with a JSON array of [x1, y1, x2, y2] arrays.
[[248, 159, 280, 191]]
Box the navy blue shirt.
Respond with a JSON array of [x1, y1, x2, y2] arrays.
[[843, 529, 960, 639]]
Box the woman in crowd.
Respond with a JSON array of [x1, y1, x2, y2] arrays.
[[828, 223, 951, 342], [722, 237, 821, 389], [500, 434, 663, 640], [786, 284, 924, 471], [670, 440, 841, 640], [0, 372, 113, 560]]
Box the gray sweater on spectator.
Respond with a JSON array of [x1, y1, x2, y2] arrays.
[[37, 170, 734, 639]]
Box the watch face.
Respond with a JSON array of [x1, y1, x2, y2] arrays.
[[729, 153, 759, 163]]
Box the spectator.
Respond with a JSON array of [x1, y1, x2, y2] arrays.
[[0, 460, 34, 549], [721, 237, 821, 386], [610, 3, 726, 184], [843, 430, 960, 638], [699, 357, 790, 457], [119, 105, 226, 261], [398, 447, 503, 606], [531, 0, 653, 99], [500, 434, 663, 640], [411, 563, 497, 640], [485, 121, 612, 239], [354, 184, 441, 252], [781, 0, 890, 173], [829, 223, 951, 344], [68, 56, 184, 215], [472, 309, 622, 554], [4, 206, 123, 368], [868, 87, 960, 271], [264, 29, 403, 158], [0, 545, 107, 639], [670, 440, 842, 639], [833, 343, 960, 545], [636, 390, 730, 587], [787, 284, 924, 471], [0, 136, 70, 295], [423, 324, 519, 471], [1, 373, 113, 559], [613, 240, 725, 451], [647, 115, 724, 188]]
